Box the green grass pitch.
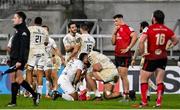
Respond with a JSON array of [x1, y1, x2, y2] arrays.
[[0, 94, 180, 109]]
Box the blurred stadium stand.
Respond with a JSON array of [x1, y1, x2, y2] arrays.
[[0, 0, 179, 65]]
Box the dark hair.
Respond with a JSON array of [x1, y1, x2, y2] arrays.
[[68, 22, 76, 28], [16, 11, 26, 22], [153, 10, 165, 24], [113, 14, 123, 19], [80, 23, 89, 31], [140, 21, 149, 29], [42, 25, 49, 32], [34, 17, 42, 25], [79, 53, 88, 61]]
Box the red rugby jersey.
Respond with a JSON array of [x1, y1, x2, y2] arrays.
[[142, 24, 174, 60], [114, 24, 134, 57]]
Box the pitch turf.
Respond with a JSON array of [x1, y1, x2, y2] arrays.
[[0, 94, 179, 109]]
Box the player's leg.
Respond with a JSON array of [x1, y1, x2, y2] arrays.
[[103, 82, 121, 99], [44, 69, 51, 98], [115, 56, 130, 100], [56, 75, 77, 101], [86, 72, 101, 100], [139, 59, 155, 107], [117, 67, 129, 99], [36, 56, 45, 96], [15, 64, 40, 106], [8, 71, 19, 107], [51, 69, 58, 91], [155, 69, 165, 107]]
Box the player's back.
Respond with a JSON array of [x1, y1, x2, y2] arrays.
[[144, 24, 174, 59], [28, 26, 48, 54], [62, 59, 83, 82], [45, 37, 57, 57], [80, 34, 95, 53], [88, 51, 116, 69]]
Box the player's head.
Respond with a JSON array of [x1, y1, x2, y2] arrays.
[[80, 23, 89, 33], [34, 17, 42, 26], [140, 21, 149, 33], [113, 14, 123, 26], [42, 25, 49, 32], [79, 53, 90, 68], [68, 22, 77, 34], [152, 10, 165, 24], [12, 11, 26, 25]]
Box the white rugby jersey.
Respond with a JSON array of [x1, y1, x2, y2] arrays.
[[63, 33, 81, 59], [88, 51, 116, 69], [61, 59, 83, 82], [28, 26, 48, 54], [78, 34, 95, 56], [45, 37, 57, 58]]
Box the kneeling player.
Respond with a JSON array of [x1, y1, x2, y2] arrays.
[[52, 53, 89, 101], [85, 51, 122, 100]]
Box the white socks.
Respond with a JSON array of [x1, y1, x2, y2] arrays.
[[37, 85, 43, 95], [95, 90, 101, 97], [62, 93, 74, 101], [46, 81, 50, 95]]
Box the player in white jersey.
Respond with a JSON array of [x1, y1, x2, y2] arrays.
[[26, 17, 48, 96], [52, 53, 89, 101], [42, 25, 64, 98], [63, 22, 81, 63], [131, 21, 157, 101], [85, 51, 121, 100]]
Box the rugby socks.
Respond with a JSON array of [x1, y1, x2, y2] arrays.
[[147, 89, 150, 97], [11, 82, 20, 104], [123, 92, 129, 99], [62, 94, 74, 101], [156, 83, 164, 106], [37, 85, 43, 95], [46, 81, 50, 95], [95, 90, 101, 97], [20, 80, 36, 97], [141, 83, 148, 105]]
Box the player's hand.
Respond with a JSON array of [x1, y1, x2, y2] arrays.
[[142, 53, 150, 57], [121, 47, 130, 53], [61, 57, 65, 66], [52, 57, 56, 64], [113, 26, 119, 35], [131, 59, 136, 68], [15, 62, 21, 68]]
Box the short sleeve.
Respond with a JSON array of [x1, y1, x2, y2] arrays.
[[76, 60, 84, 71], [63, 36, 71, 47]]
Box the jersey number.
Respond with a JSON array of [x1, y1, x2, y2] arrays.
[[87, 44, 93, 52], [155, 33, 165, 45], [35, 35, 42, 44]]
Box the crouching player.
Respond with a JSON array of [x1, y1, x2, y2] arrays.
[[51, 53, 89, 101], [85, 51, 123, 100]]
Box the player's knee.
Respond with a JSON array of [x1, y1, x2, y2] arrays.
[[104, 91, 111, 99], [27, 65, 34, 71], [37, 65, 44, 70]]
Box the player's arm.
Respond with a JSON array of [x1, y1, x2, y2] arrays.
[[129, 32, 138, 49], [121, 31, 138, 53], [52, 47, 65, 65], [73, 69, 82, 86], [139, 34, 148, 55], [92, 63, 103, 72], [68, 37, 81, 61], [168, 35, 179, 49], [44, 31, 49, 46], [111, 26, 119, 45]]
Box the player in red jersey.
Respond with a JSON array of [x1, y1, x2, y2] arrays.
[[138, 10, 179, 108], [112, 14, 137, 101]]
